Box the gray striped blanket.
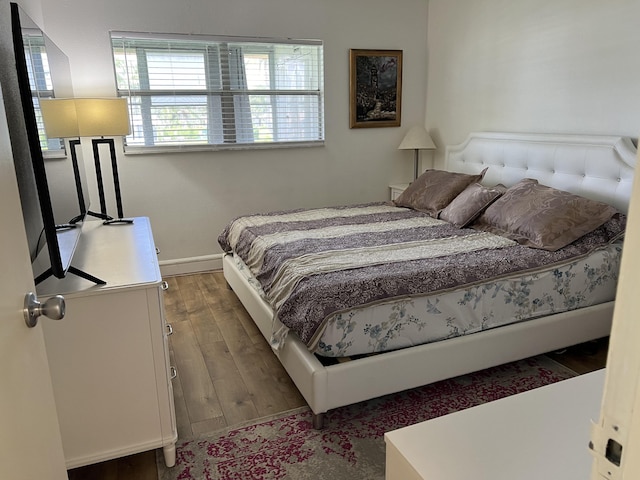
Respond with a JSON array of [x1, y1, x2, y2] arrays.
[[218, 203, 625, 349]]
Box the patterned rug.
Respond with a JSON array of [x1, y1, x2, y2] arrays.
[[157, 355, 576, 480]]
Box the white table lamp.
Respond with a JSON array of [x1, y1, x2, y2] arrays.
[[398, 126, 436, 180], [42, 97, 131, 224], [75, 98, 131, 224], [41, 97, 132, 224]]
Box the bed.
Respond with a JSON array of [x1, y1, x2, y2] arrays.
[[220, 132, 637, 428]]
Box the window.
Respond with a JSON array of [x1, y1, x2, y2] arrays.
[[22, 31, 61, 152], [110, 32, 324, 150]]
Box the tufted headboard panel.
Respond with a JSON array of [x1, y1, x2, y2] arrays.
[[446, 132, 637, 213]]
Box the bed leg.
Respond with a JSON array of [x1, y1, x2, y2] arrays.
[[312, 412, 326, 430]]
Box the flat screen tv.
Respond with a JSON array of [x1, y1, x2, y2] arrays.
[[5, 2, 102, 285]]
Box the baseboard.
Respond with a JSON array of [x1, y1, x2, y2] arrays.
[[159, 254, 223, 276]]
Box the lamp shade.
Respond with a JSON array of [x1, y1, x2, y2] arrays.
[[398, 126, 436, 151], [75, 98, 130, 137], [40, 97, 130, 138], [40, 98, 80, 138]]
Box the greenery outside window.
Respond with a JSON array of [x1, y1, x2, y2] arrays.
[[110, 32, 325, 151]]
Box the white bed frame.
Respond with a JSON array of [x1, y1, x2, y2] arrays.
[[222, 132, 637, 428]]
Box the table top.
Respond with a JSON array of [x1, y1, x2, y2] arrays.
[[385, 369, 605, 480], [35, 217, 161, 297]]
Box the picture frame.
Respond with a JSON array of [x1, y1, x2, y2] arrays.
[[349, 49, 403, 128]]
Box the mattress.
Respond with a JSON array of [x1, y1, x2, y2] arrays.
[[231, 242, 621, 357], [222, 202, 624, 357]]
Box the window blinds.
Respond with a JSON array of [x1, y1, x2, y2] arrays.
[[110, 32, 325, 149], [22, 32, 60, 152]]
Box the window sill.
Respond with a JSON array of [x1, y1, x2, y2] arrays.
[[123, 140, 325, 156], [43, 150, 67, 160]]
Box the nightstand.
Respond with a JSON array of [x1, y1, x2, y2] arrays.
[[389, 183, 410, 201]]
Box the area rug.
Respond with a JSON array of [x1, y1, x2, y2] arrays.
[[157, 355, 576, 480]]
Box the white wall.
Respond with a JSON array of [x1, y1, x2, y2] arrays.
[[426, 0, 640, 166], [14, 0, 42, 25], [33, 0, 429, 266]]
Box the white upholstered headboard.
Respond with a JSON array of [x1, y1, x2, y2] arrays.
[[446, 132, 637, 213]]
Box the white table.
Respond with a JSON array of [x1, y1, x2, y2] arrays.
[[385, 369, 604, 479]]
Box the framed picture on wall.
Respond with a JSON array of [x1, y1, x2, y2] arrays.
[[349, 49, 403, 128]]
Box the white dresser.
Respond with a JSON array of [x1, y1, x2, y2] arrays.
[[36, 217, 177, 469], [385, 369, 605, 480]]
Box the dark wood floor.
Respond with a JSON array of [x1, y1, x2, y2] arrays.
[[67, 271, 609, 480]]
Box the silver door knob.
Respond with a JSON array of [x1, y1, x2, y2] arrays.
[[23, 292, 65, 328]]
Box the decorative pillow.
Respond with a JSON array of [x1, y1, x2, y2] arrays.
[[439, 183, 504, 227], [473, 178, 619, 251], [393, 168, 488, 217]]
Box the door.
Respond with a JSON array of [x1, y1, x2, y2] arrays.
[[590, 144, 640, 478], [0, 90, 67, 477]]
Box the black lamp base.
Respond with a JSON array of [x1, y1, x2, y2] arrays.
[[92, 138, 130, 225], [103, 217, 134, 225]]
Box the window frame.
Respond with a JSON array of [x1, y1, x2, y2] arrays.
[[22, 29, 63, 156], [110, 31, 325, 153]]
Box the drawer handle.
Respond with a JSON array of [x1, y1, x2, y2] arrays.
[[170, 366, 177, 380], [161, 281, 169, 291], [166, 323, 173, 336]]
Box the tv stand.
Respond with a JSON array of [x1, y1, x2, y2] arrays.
[[35, 217, 177, 468], [67, 265, 106, 284], [34, 265, 105, 286]]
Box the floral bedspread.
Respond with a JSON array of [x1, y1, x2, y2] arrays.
[[314, 242, 621, 356], [219, 203, 625, 352]]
